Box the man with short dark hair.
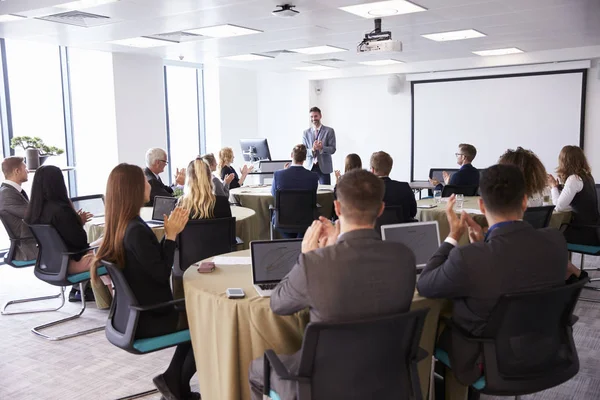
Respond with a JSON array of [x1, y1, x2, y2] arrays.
[[430, 143, 480, 189], [302, 106, 336, 185], [417, 164, 568, 385], [249, 169, 417, 399], [0, 156, 37, 260], [370, 151, 416, 221]]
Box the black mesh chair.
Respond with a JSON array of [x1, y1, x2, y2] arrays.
[[263, 308, 430, 400], [435, 278, 587, 399], [103, 261, 191, 399], [27, 224, 107, 341], [70, 194, 105, 216], [523, 205, 555, 229], [0, 214, 62, 315], [375, 205, 405, 234], [270, 190, 320, 239], [442, 185, 479, 197]]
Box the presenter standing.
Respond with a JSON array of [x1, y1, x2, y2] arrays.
[[302, 107, 336, 184]]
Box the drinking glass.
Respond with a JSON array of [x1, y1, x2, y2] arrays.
[[433, 190, 442, 204], [456, 194, 464, 209]]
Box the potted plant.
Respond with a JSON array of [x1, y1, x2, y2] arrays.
[[10, 136, 65, 169]]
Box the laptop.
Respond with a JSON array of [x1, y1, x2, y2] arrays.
[[381, 221, 441, 270], [258, 160, 290, 173], [145, 196, 178, 227], [251, 239, 302, 297]]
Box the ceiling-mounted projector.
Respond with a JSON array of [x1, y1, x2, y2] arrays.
[[357, 18, 402, 53], [272, 4, 299, 17]]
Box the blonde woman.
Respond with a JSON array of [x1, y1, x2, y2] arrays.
[[201, 153, 233, 197], [219, 147, 253, 190], [179, 159, 231, 220]]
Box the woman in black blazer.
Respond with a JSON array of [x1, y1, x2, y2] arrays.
[[180, 158, 232, 219], [93, 164, 197, 400], [218, 147, 253, 190]]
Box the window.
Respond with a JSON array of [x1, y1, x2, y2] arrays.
[[164, 65, 205, 183], [68, 48, 118, 196]]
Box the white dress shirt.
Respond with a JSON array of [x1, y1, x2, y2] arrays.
[[551, 175, 584, 212], [2, 179, 22, 192]]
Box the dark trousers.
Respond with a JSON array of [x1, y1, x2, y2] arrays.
[[311, 163, 331, 185]]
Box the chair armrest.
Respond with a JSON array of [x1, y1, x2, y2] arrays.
[[63, 246, 99, 256], [264, 350, 310, 383], [316, 203, 322, 208], [130, 298, 185, 312], [416, 347, 429, 362], [269, 205, 275, 210], [569, 315, 579, 326], [235, 237, 244, 245]]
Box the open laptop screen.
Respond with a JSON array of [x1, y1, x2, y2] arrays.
[[251, 239, 302, 284], [152, 196, 178, 221], [381, 221, 441, 268]]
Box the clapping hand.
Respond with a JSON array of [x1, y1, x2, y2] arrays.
[[224, 173, 235, 185], [163, 206, 189, 241], [312, 140, 319, 152], [77, 209, 93, 224], [442, 171, 450, 185], [302, 220, 323, 254], [316, 140, 324, 151], [445, 194, 467, 241], [334, 170, 341, 182], [547, 174, 558, 188], [463, 213, 484, 243], [429, 178, 440, 186], [175, 168, 185, 186], [284, 162, 291, 169], [317, 216, 340, 248]]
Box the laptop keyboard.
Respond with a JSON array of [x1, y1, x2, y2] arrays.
[[258, 283, 277, 290]]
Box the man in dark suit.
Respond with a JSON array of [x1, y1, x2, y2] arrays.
[[143, 148, 185, 206], [249, 169, 417, 399], [417, 164, 568, 385], [430, 143, 480, 190], [0, 156, 37, 261], [370, 151, 416, 222], [271, 144, 319, 238]]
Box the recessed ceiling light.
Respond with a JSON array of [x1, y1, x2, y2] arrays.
[[358, 59, 404, 66], [0, 14, 26, 23], [295, 65, 335, 71], [290, 45, 347, 55], [339, 0, 426, 19], [56, 0, 120, 10], [223, 54, 274, 61], [184, 24, 262, 38], [109, 37, 170, 48], [422, 29, 486, 42], [472, 47, 524, 56]]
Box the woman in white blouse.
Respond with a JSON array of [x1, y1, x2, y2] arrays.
[[548, 145, 600, 245], [498, 147, 548, 207]]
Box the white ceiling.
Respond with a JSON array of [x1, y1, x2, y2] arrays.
[[0, 0, 599, 72]]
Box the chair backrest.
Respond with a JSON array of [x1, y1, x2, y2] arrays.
[[523, 205, 555, 229], [296, 308, 429, 400], [479, 278, 586, 394], [442, 185, 479, 197], [375, 205, 405, 234], [71, 194, 105, 216], [0, 212, 18, 263], [174, 217, 237, 276], [28, 224, 71, 285], [103, 261, 141, 352], [595, 184, 600, 214], [275, 190, 318, 231]]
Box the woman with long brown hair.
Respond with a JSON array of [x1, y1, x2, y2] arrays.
[[334, 153, 362, 183], [498, 147, 548, 207], [92, 164, 197, 400], [179, 158, 231, 219], [548, 145, 600, 245]]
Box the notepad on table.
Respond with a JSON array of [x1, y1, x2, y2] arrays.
[[212, 256, 252, 265]]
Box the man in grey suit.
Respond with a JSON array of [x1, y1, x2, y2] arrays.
[[417, 164, 569, 385], [302, 106, 336, 185], [248, 169, 417, 399], [0, 156, 37, 261]]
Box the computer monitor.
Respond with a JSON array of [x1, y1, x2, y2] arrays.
[[240, 138, 271, 162], [381, 221, 441, 268]]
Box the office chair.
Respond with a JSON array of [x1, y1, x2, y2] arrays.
[[28, 224, 107, 341], [441, 185, 479, 197], [103, 261, 191, 400], [264, 308, 430, 400], [435, 278, 587, 399], [522, 205, 555, 229], [375, 205, 405, 234], [0, 214, 62, 315], [270, 189, 320, 239]]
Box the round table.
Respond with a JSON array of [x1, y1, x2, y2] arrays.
[[84, 206, 258, 248], [183, 250, 447, 400], [230, 185, 335, 240], [416, 197, 572, 245]]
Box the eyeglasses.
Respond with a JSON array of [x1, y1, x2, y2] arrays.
[[159, 160, 169, 164], [455, 153, 464, 157]]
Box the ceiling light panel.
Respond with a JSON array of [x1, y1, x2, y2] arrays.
[[185, 24, 262, 38], [290, 45, 347, 55], [0, 15, 27, 23], [295, 65, 335, 71], [223, 54, 273, 61], [339, 0, 427, 19], [56, 0, 120, 10], [109, 37, 170, 48], [422, 29, 486, 42], [359, 59, 404, 66], [472, 47, 524, 56]]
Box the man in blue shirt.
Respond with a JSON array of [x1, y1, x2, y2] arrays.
[[430, 143, 480, 190]]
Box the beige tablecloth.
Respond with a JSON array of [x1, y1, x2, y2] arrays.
[[230, 185, 335, 240], [416, 197, 572, 245], [84, 206, 258, 249], [183, 250, 449, 400]]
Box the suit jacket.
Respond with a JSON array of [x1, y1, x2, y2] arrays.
[[381, 177, 417, 221], [30, 201, 89, 261], [417, 221, 567, 384], [144, 167, 174, 206], [122, 216, 178, 338], [271, 229, 417, 323], [188, 195, 232, 220], [271, 165, 319, 197], [212, 175, 230, 198], [220, 165, 241, 190], [302, 125, 336, 174], [0, 183, 38, 260], [449, 164, 479, 187]]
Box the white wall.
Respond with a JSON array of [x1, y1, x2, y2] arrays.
[[112, 53, 167, 169]]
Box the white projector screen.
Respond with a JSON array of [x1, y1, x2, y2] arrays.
[[411, 71, 585, 181]]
